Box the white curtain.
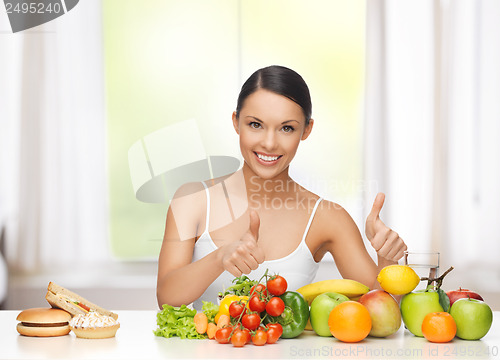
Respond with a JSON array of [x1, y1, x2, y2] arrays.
[[0, 1, 109, 272], [364, 0, 500, 277]]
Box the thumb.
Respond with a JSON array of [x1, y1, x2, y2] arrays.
[[368, 192, 385, 221], [248, 210, 260, 241]]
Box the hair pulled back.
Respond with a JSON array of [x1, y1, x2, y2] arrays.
[[235, 65, 312, 125]]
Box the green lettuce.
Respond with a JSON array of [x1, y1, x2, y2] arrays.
[[201, 301, 219, 323], [154, 304, 206, 339]]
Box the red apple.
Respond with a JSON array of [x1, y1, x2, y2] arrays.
[[446, 288, 483, 307], [359, 289, 401, 337]]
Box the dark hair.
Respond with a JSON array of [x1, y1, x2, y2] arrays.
[[235, 65, 312, 125]]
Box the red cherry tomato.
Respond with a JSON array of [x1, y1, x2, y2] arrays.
[[266, 323, 283, 338], [231, 329, 247, 347], [228, 301, 246, 318], [267, 275, 288, 296], [242, 313, 261, 330], [251, 329, 268, 346], [266, 297, 285, 317], [215, 327, 232, 344], [266, 327, 281, 344], [250, 283, 268, 298], [242, 328, 251, 343], [248, 295, 267, 313]]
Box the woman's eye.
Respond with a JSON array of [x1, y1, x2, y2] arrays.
[[282, 125, 294, 133], [249, 122, 261, 129]]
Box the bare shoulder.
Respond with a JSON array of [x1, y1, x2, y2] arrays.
[[172, 181, 206, 200], [167, 181, 208, 240], [315, 199, 361, 239]]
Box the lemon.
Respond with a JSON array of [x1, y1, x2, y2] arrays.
[[377, 265, 420, 295]]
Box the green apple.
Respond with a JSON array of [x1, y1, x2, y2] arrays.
[[310, 292, 349, 336], [400, 290, 444, 337], [359, 289, 401, 337], [449, 298, 493, 340]]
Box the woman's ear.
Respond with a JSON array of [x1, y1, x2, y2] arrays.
[[232, 111, 240, 135], [301, 119, 314, 140]]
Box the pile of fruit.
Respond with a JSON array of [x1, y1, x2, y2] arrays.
[[155, 265, 494, 345], [296, 264, 494, 343]]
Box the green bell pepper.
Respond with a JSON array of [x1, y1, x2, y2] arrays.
[[266, 291, 309, 338]]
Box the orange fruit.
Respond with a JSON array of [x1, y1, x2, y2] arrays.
[[328, 301, 372, 343], [421, 312, 457, 343]]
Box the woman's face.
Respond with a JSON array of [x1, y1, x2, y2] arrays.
[[232, 89, 313, 180]]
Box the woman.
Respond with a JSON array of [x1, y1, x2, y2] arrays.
[[156, 65, 407, 309]]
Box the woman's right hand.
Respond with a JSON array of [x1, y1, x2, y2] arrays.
[[218, 210, 265, 277]]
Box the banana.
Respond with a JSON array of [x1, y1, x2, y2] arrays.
[[296, 279, 370, 305]]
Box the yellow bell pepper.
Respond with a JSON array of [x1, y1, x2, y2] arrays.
[[214, 295, 249, 324]]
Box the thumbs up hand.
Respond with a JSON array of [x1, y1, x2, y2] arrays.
[[219, 210, 265, 277], [365, 193, 407, 262]]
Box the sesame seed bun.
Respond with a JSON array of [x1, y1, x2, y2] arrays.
[[16, 308, 71, 337]]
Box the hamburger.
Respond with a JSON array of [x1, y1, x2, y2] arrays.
[[16, 308, 72, 337]]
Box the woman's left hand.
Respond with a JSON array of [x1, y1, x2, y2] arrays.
[[365, 193, 407, 262]]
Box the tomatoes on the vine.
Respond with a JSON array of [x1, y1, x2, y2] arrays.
[[228, 301, 246, 318], [250, 283, 268, 298], [266, 296, 285, 317], [215, 327, 232, 344], [266, 324, 282, 344], [251, 329, 268, 346], [248, 295, 267, 313], [267, 275, 287, 296], [241, 313, 261, 330], [266, 323, 283, 337], [231, 329, 247, 347]]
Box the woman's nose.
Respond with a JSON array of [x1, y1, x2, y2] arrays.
[[261, 130, 278, 151]]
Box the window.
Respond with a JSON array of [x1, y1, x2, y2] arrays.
[[103, 0, 366, 259]]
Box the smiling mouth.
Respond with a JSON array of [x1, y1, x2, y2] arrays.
[[254, 152, 282, 162]]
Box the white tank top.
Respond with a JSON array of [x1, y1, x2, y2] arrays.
[[192, 181, 321, 310]]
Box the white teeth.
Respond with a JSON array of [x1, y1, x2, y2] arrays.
[[257, 153, 279, 162]]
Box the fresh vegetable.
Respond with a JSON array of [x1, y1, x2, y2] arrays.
[[242, 313, 261, 330], [215, 327, 232, 344], [201, 301, 219, 323], [216, 314, 230, 329], [211, 270, 290, 347], [251, 329, 268, 346], [218, 275, 258, 298], [267, 275, 288, 296], [154, 304, 206, 339], [215, 295, 248, 323], [250, 283, 268, 298], [266, 297, 285, 317], [231, 329, 248, 347], [228, 301, 246, 318], [265, 291, 309, 338], [194, 312, 208, 334], [266, 326, 281, 344], [249, 295, 267, 313], [206, 322, 217, 339]]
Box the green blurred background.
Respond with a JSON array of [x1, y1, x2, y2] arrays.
[[103, 0, 366, 259]]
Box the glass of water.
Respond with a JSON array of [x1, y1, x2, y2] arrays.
[[404, 251, 440, 289]]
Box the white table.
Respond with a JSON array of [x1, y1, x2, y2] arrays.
[[1, 310, 499, 359]]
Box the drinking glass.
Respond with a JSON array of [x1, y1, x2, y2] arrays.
[[404, 251, 440, 289]]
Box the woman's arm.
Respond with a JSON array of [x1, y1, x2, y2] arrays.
[[319, 196, 406, 289], [156, 183, 266, 308], [156, 182, 226, 308]]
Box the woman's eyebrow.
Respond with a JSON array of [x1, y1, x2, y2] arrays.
[[245, 116, 300, 125], [245, 116, 263, 122]]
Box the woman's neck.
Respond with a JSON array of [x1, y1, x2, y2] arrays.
[[241, 162, 295, 198]]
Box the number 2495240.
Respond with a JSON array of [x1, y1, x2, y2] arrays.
[[5, 2, 62, 14], [440, 345, 498, 357]]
